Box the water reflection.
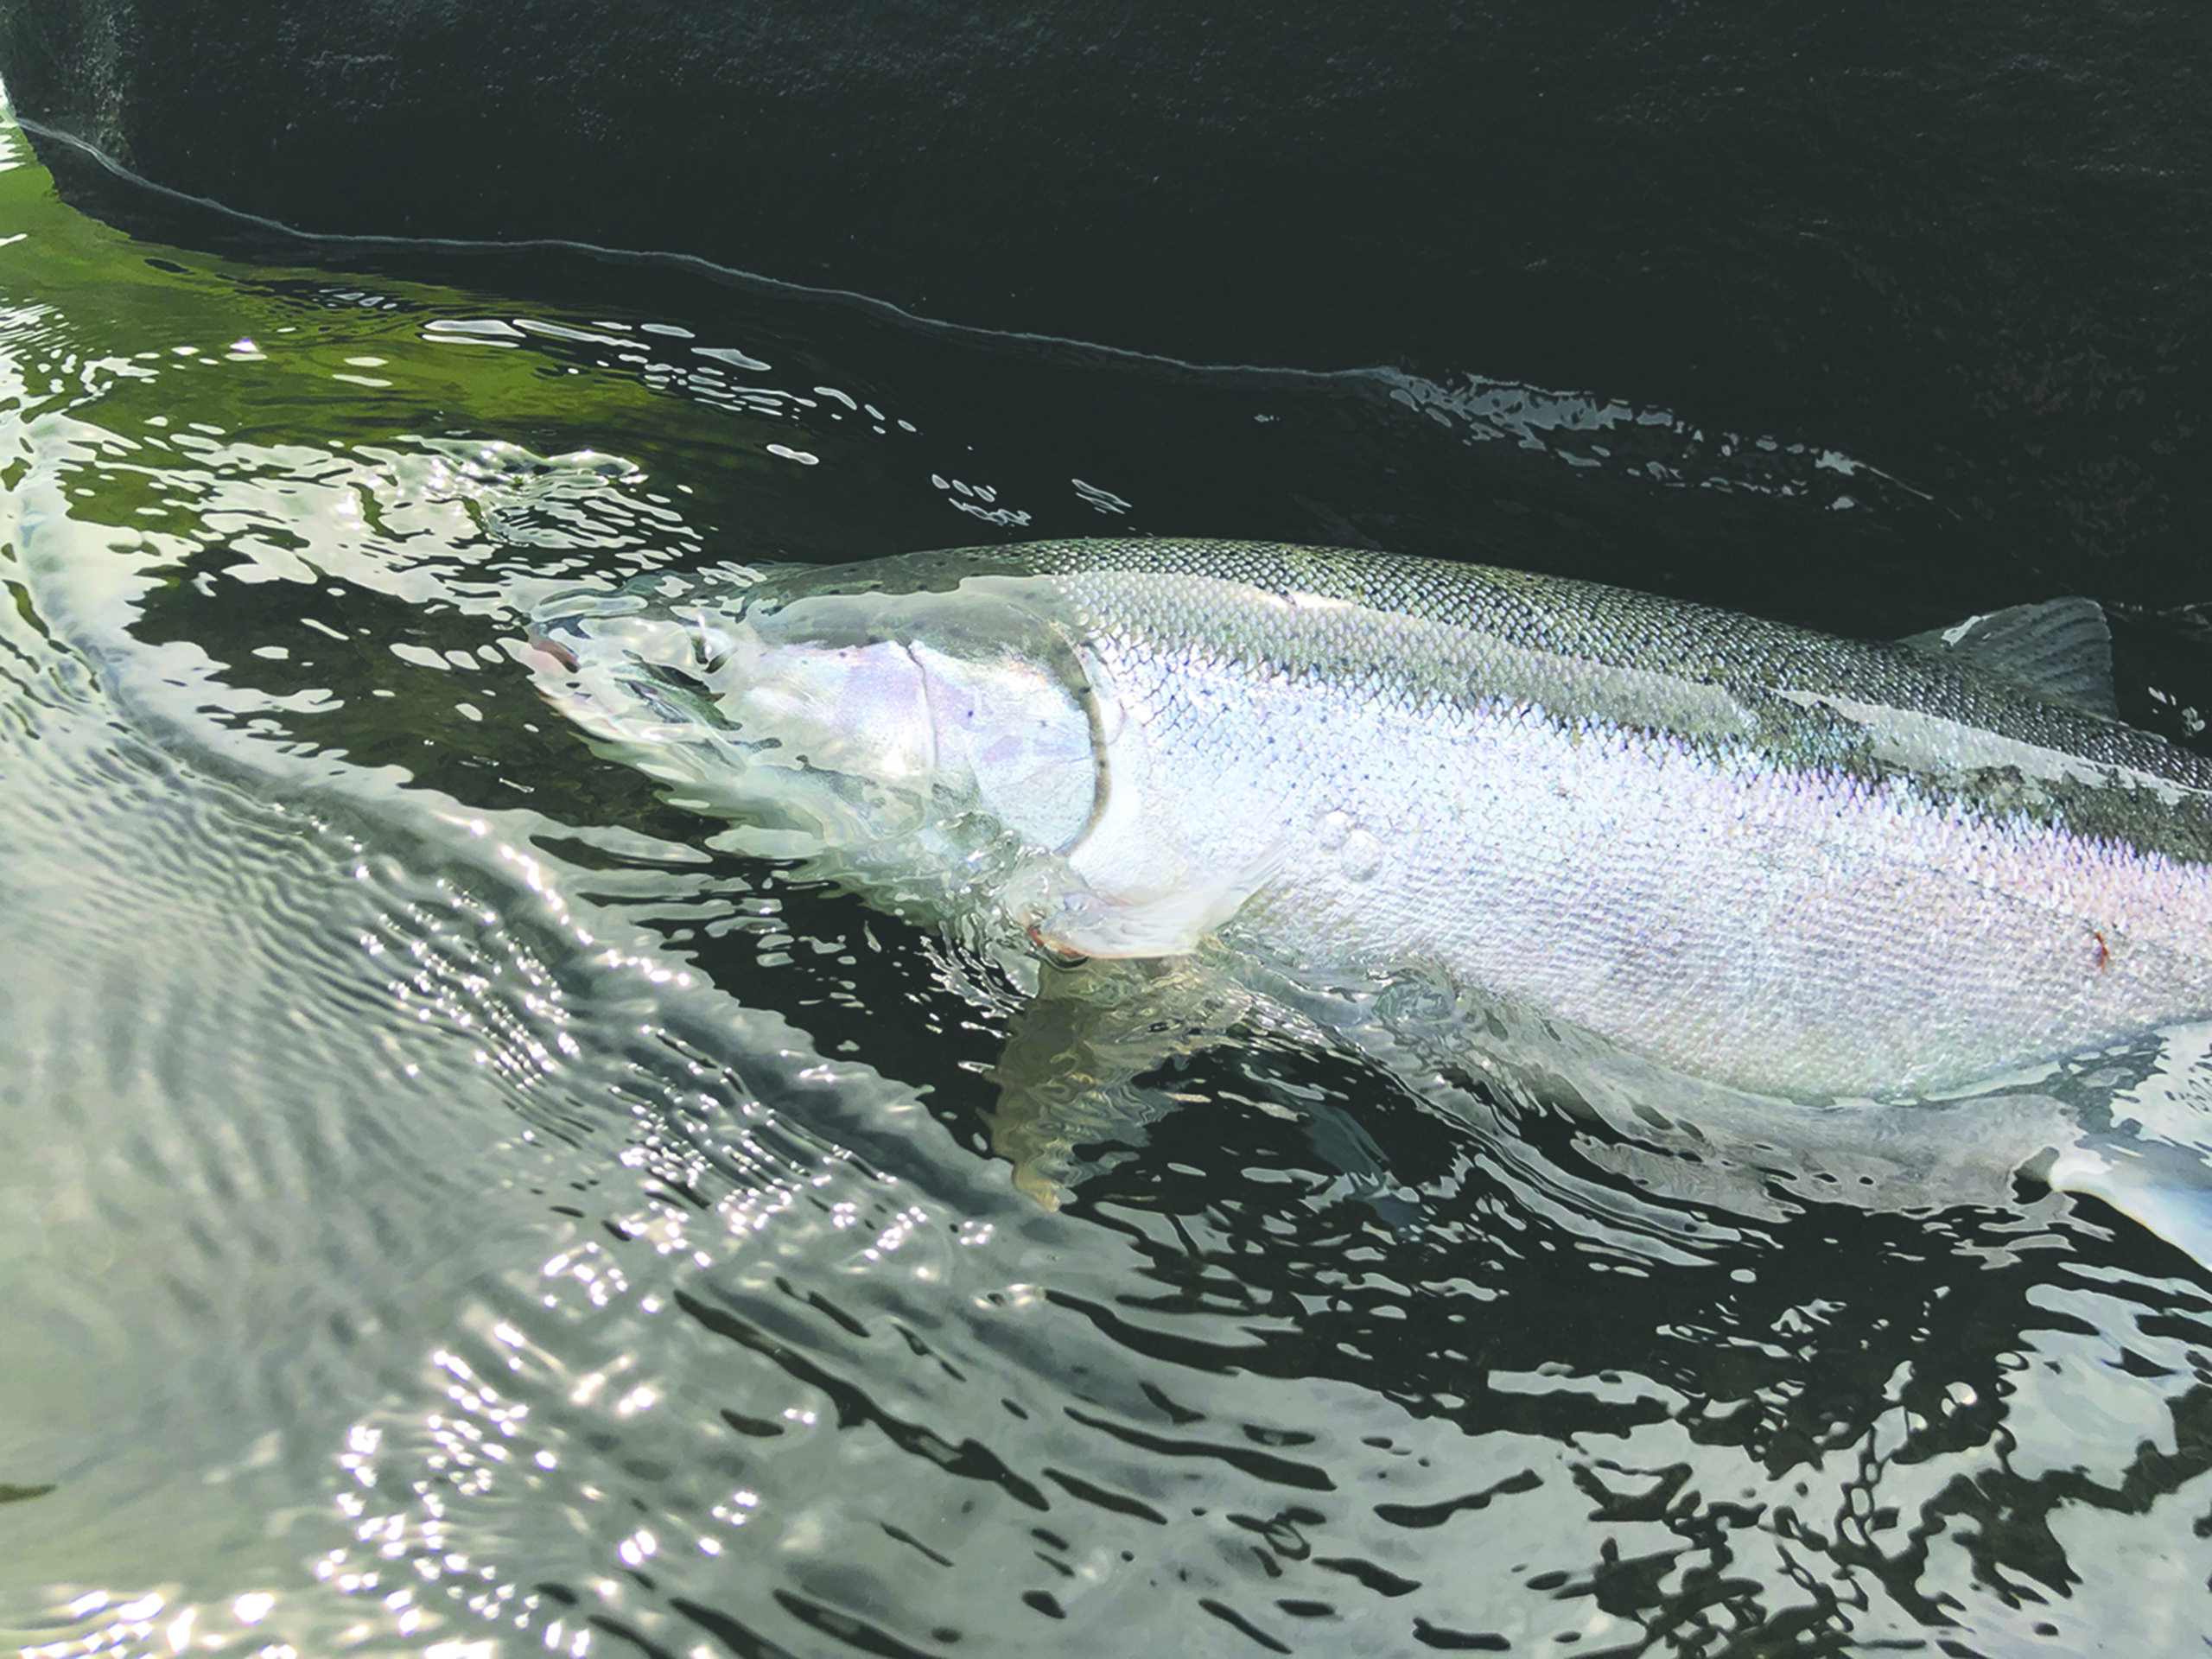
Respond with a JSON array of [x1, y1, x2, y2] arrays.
[[5, 99, 2212, 1657]]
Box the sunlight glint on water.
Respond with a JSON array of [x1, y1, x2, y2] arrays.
[[3, 92, 2212, 1657]]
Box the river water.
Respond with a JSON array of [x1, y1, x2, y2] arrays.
[[4, 89, 2212, 1658]]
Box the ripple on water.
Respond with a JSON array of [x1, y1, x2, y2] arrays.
[[5, 146, 2212, 1653]]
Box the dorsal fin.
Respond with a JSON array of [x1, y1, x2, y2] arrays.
[[1900, 597, 2120, 719]]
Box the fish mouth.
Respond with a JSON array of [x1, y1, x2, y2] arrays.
[[523, 633, 580, 674], [524, 613, 586, 672], [524, 616, 738, 737], [524, 615, 718, 707]]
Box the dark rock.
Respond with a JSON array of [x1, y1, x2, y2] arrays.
[[1, 0, 2205, 582]]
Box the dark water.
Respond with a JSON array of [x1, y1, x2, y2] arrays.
[[6, 92, 2212, 1658]]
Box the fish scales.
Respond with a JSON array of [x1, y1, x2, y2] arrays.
[[1038, 568, 2210, 1095], [530, 537, 2212, 1101]]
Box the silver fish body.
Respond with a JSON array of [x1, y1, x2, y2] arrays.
[[529, 538, 2212, 1104]]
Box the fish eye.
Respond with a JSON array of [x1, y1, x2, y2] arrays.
[[689, 618, 731, 676], [643, 660, 715, 696]]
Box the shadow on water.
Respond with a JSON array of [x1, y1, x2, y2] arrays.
[[6, 97, 2212, 1657]]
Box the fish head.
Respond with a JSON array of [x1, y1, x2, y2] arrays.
[[527, 561, 1100, 864]]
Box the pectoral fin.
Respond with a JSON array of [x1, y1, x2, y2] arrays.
[[985, 956, 1252, 1206]]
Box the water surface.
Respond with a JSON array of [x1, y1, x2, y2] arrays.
[[5, 94, 2212, 1658]]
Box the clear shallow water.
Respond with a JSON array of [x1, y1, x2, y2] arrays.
[[5, 95, 2212, 1659]]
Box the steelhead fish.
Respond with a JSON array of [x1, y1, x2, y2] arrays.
[[528, 538, 2212, 1250]]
